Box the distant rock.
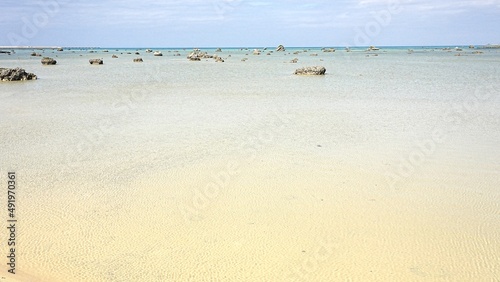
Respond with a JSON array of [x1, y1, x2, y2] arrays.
[[276, 45, 286, 52], [290, 58, 298, 63], [135, 52, 140, 55], [253, 49, 261, 55], [153, 51, 163, 56], [112, 55, 118, 58], [145, 49, 153, 53], [57, 48, 63, 51], [133, 58, 143, 62], [41, 57, 57, 65], [187, 49, 213, 61], [103, 50, 109, 52], [215, 48, 222, 52], [31, 52, 42, 57], [241, 58, 248, 62], [215, 56, 224, 63], [0, 68, 37, 81], [89, 59, 103, 65], [322, 48, 336, 53], [294, 66, 326, 75]]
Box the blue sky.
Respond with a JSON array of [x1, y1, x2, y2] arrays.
[[1, 0, 499, 47]]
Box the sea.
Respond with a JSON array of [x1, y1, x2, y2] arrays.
[[1, 46, 499, 281]]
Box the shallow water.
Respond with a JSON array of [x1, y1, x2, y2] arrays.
[[1, 47, 500, 281]]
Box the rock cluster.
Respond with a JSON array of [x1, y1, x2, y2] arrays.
[[89, 59, 103, 65], [187, 49, 213, 61], [0, 68, 37, 81], [41, 57, 57, 65], [294, 66, 326, 75]]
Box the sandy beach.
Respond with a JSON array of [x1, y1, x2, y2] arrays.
[[1, 47, 499, 281]]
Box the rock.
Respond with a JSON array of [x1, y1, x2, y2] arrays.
[[135, 52, 140, 55], [215, 48, 222, 52], [294, 66, 326, 75], [41, 57, 57, 65], [0, 68, 37, 81], [145, 49, 153, 53], [241, 58, 248, 62], [31, 52, 42, 57], [112, 55, 118, 58], [57, 48, 63, 51], [187, 49, 213, 61], [89, 59, 103, 65], [253, 49, 261, 55], [310, 53, 318, 56], [103, 50, 109, 52], [290, 58, 298, 63], [153, 51, 163, 56], [322, 48, 336, 53], [276, 45, 286, 52], [215, 56, 224, 63], [133, 58, 143, 62]]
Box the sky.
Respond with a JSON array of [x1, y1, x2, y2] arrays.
[[0, 0, 499, 47]]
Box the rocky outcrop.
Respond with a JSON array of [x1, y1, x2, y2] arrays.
[[276, 45, 286, 52], [133, 58, 143, 62], [41, 57, 57, 65], [294, 66, 326, 75], [187, 49, 213, 61], [214, 56, 224, 63], [0, 68, 37, 81], [89, 59, 103, 65]]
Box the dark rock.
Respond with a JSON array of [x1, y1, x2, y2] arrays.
[[57, 48, 63, 51], [31, 52, 42, 57], [276, 45, 286, 52], [0, 68, 37, 81], [294, 66, 326, 75], [112, 55, 118, 58], [89, 59, 103, 65], [133, 58, 143, 62], [215, 48, 222, 52], [41, 57, 57, 65], [153, 51, 163, 56]]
